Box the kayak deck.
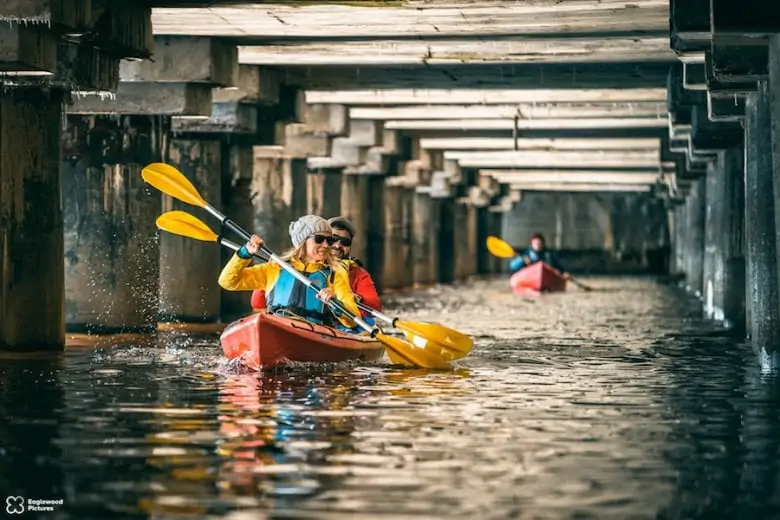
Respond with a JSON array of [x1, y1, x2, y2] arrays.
[[509, 261, 567, 295], [220, 312, 385, 370]]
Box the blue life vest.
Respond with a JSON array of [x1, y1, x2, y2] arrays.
[[267, 267, 335, 326]]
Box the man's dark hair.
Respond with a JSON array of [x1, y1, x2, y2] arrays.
[[531, 233, 545, 242]]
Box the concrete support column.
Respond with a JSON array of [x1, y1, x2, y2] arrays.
[[703, 160, 722, 320], [412, 187, 440, 286], [720, 147, 746, 331], [685, 178, 706, 297], [0, 88, 65, 350], [251, 149, 307, 253], [476, 205, 492, 275], [159, 139, 222, 323], [489, 207, 506, 274], [381, 178, 413, 291], [307, 167, 342, 218], [437, 197, 457, 284], [453, 201, 478, 280], [365, 176, 386, 291], [62, 115, 167, 333], [340, 173, 370, 263], [746, 81, 780, 369], [670, 203, 686, 276]]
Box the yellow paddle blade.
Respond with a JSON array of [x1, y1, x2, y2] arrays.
[[377, 332, 452, 369], [396, 321, 473, 360], [141, 162, 207, 208], [486, 235, 517, 259], [156, 211, 219, 243]]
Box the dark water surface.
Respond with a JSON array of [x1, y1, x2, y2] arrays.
[[2, 276, 779, 520]]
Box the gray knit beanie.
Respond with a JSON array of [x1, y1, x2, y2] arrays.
[[289, 214, 332, 248]]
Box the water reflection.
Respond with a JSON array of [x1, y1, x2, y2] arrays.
[[0, 277, 779, 519]]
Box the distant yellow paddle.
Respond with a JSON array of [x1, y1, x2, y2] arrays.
[[143, 163, 455, 369], [486, 235, 594, 292], [156, 211, 473, 361]]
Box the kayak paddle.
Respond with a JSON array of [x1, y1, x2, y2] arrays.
[[486, 235, 594, 292], [156, 210, 473, 361], [143, 163, 452, 369]]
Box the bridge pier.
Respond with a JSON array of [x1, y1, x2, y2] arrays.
[[381, 178, 413, 291], [62, 115, 167, 333], [0, 89, 66, 351], [746, 81, 780, 370]]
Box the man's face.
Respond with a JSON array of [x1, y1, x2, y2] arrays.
[[331, 226, 353, 259], [530, 237, 544, 251]]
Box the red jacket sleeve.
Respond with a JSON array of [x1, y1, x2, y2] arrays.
[[350, 265, 382, 312], [250, 290, 267, 310]]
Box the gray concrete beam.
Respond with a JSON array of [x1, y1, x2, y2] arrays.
[[707, 91, 745, 122], [691, 104, 744, 152], [0, 25, 57, 75], [281, 123, 332, 158], [710, 0, 780, 41], [296, 94, 349, 136], [120, 36, 237, 87], [171, 102, 256, 133], [92, 1, 154, 60], [66, 82, 212, 116], [344, 147, 392, 175], [0, 0, 91, 32], [212, 65, 279, 105], [710, 43, 767, 84], [704, 51, 757, 94]]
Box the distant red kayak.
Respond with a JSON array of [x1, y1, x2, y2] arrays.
[[509, 261, 567, 295], [220, 312, 385, 371]]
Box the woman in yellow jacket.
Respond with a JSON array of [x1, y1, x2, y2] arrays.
[[218, 214, 360, 329]]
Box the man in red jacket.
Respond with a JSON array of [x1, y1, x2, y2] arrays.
[[327, 216, 382, 312], [249, 216, 382, 314]]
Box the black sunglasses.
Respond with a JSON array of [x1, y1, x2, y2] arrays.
[[310, 234, 335, 245], [332, 235, 352, 247]]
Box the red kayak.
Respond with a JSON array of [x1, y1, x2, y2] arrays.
[[509, 261, 567, 295], [220, 312, 385, 370]]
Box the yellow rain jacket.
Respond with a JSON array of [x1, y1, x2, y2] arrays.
[[218, 253, 359, 328]]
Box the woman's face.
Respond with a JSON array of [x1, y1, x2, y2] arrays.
[[305, 233, 334, 261]]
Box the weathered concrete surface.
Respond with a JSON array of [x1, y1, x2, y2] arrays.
[[171, 102, 256, 133], [454, 201, 478, 280], [159, 139, 222, 323], [387, 118, 666, 132], [282, 123, 331, 158], [221, 145, 254, 319], [0, 0, 91, 30], [212, 65, 278, 105], [487, 207, 505, 274], [0, 25, 57, 74], [0, 88, 64, 350], [352, 103, 667, 120], [339, 173, 369, 263], [307, 168, 341, 219], [62, 115, 165, 333], [745, 81, 780, 370], [437, 197, 457, 284], [298, 100, 348, 136], [250, 148, 307, 253], [420, 137, 661, 151], [381, 178, 413, 291], [411, 188, 440, 286], [684, 178, 706, 297], [67, 82, 213, 116], [120, 36, 237, 87]]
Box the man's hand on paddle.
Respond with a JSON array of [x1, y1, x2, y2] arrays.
[[317, 287, 336, 303]]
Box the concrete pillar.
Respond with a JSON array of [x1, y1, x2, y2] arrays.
[[0, 88, 65, 351], [703, 159, 722, 320], [453, 201, 478, 280], [365, 176, 385, 291], [307, 167, 342, 218], [720, 147, 746, 331], [340, 173, 370, 263], [746, 81, 780, 369], [221, 145, 254, 320], [670, 204, 686, 276], [489, 207, 506, 274], [476, 205, 492, 275], [251, 149, 307, 253], [62, 115, 166, 333], [381, 178, 413, 290], [412, 187, 440, 286], [685, 178, 706, 297], [438, 197, 457, 284], [159, 139, 222, 322]]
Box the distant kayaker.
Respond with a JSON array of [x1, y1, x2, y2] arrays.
[[219, 214, 360, 329], [509, 233, 570, 278], [327, 215, 383, 312]]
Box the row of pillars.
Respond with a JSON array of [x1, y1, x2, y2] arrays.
[[0, 91, 504, 351], [670, 80, 780, 371]]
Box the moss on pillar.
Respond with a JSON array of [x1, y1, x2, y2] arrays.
[[0, 88, 65, 351], [62, 115, 167, 333]]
